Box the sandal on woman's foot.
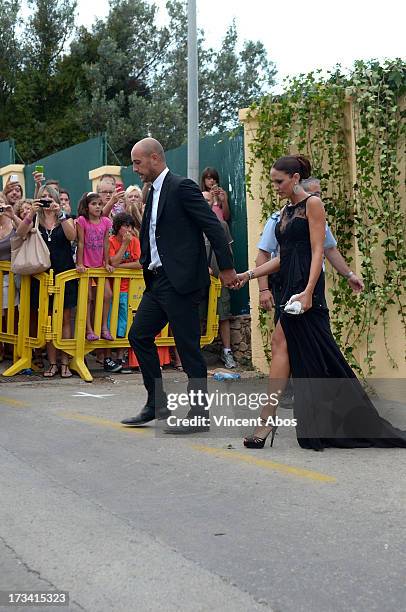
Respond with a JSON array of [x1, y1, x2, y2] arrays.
[[60, 364, 73, 378], [101, 329, 114, 341], [86, 332, 99, 341], [43, 364, 58, 378], [243, 421, 278, 449]]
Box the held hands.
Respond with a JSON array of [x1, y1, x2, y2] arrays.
[[105, 263, 114, 273], [236, 271, 250, 288], [219, 268, 240, 289]]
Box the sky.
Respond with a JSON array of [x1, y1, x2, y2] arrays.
[[75, 0, 405, 84]]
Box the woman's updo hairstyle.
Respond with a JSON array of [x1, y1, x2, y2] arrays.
[[272, 155, 311, 180]]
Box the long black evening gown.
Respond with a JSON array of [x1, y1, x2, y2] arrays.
[[275, 196, 406, 450]]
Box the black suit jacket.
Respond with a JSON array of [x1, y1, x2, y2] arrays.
[[139, 171, 234, 294]]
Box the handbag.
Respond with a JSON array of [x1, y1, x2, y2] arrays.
[[11, 215, 51, 275], [283, 295, 305, 315]]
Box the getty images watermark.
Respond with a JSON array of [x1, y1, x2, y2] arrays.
[[165, 390, 297, 428]]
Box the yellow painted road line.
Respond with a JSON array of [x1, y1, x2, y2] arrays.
[[59, 412, 152, 435], [58, 412, 335, 482], [0, 396, 29, 408], [191, 444, 337, 483]]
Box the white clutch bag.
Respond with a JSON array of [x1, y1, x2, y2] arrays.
[[284, 295, 304, 315]]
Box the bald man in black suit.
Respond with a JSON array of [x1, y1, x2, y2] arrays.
[[121, 138, 238, 433]]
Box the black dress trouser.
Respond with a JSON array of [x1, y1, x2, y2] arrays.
[[128, 268, 208, 411]]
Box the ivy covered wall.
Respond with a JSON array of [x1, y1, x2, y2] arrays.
[[240, 59, 405, 377]]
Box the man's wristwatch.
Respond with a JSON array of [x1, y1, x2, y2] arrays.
[[247, 269, 255, 281], [344, 270, 354, 279]]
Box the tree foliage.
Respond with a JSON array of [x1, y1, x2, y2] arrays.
[[0, 0, 276, 162], [0, 0, 22, 137]]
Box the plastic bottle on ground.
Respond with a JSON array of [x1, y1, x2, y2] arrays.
[[213, 372, 241, 381]]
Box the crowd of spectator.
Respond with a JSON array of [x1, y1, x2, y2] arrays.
[[0, 165, 236, 376]]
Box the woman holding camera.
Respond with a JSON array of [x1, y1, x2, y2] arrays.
[[201, 167, 230, 222], [16, 185, 77, 377]]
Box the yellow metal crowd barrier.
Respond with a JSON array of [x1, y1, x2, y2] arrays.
[[2, 267, 221, 382], [2, 267, 50, 376], [0, 261, 19, 363]]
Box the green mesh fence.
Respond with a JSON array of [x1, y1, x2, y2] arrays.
[[0, 139, 15, 166], [24, 135, 107, 214]]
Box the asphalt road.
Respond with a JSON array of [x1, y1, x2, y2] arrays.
[[0, 371, 405, 612]]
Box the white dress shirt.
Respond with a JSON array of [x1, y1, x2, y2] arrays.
[[148, 167, 169, 270]]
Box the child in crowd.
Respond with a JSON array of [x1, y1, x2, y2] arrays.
[[104, 213, 141, 372], [76, 192, 114, 341], [105, 212, 170, 373]]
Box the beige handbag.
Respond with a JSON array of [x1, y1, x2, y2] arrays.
[[11, 215, 51, 275]]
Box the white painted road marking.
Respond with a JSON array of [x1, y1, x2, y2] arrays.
[[72, 392, 115, 399]]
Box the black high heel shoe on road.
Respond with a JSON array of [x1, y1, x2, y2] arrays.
[[243, 421, 278, 449]]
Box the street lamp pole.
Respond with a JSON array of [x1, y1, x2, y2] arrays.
[[187, 0, 199, 183]]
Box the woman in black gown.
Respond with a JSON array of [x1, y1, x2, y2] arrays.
[[239, 155, 406, 450], [16, 186, 78, 378]]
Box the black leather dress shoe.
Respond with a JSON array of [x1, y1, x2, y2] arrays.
[[121, 405, 170, 426]]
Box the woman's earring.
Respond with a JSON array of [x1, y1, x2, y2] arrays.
[[293, 183, 300, 194]]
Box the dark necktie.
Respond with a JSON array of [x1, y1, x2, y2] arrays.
[[141, 185, 154, 265], [144, 185, 154, 222]]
